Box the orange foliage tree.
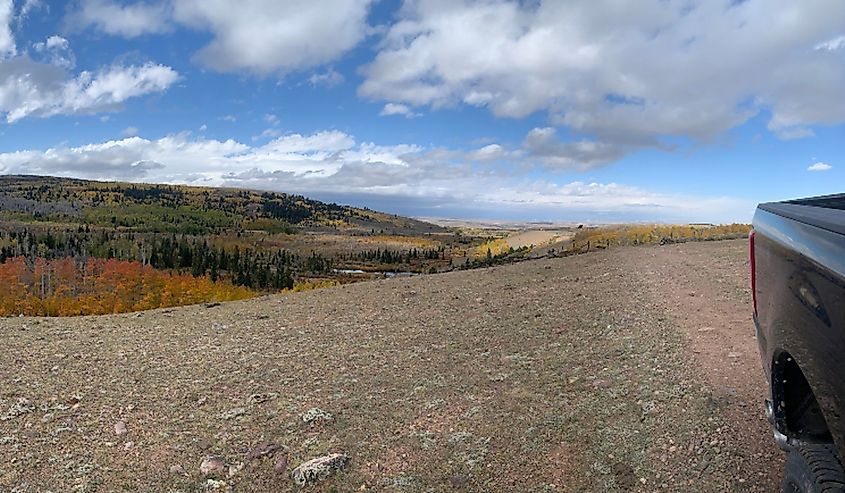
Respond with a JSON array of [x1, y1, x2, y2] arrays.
[[0, 256, 255, 317]]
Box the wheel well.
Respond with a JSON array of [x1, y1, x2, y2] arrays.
[[774, 352, 832, 442]]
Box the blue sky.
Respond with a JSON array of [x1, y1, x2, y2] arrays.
[[1, 0, 843, 223]]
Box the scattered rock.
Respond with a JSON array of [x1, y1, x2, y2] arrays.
[[1, 398, 35, 421], [220, 407, 246, 420], [123, 441, 134, 450], [291, 453, 349, 486], [114, 420, 128, 436], [205, 302, 221, 308], [204, 478, 229, 491], [169, 464, 187, 476], [274, 456, 289, 475], [247, 441, 282, 459], [301, 408, 334, 425], [248, 392, 276, 404], [200, 456, 226, 477], [228, 462, 244, 478]]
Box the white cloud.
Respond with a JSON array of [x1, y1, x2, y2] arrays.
[[68, 1, 373, 75], [66, 0, 171, 37], [379, 102, 421, 118], [360, 0, 845, 153], [32, 35, 74, 68], [121, 126, 139, 137], [815, 35, 845, 51], [0, 59, 179, 122], [263, 113, 279, 125], [308, 68, 344, 88], [808, 162, 832, 172], [17, 0, 46, 23], [0, 130, 751, 222], [523, 127, 633, 171], [0, 0, 14, 58], [252, 127, 280, 141], [775, 127, 815, 140], [172, 0, 372, 75]]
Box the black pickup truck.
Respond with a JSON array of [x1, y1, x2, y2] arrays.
[[752, 194, 845, 492]]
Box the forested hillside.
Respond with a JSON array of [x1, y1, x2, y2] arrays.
[[0, 176, 468, 315], [0, 175, 440, 234]]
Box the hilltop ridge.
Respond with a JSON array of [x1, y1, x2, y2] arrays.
[[0, 175, 443, 235]]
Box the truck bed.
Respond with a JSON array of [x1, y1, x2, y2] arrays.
[[758, 194, 845, 237]]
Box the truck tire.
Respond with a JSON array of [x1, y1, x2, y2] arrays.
[[783, 444, 845, 493]]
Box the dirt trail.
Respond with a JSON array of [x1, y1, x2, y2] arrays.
[[0, 239, 783, 492], [623, 240, 782, 489]]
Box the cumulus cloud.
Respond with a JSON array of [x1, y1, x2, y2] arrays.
[[121, 126, 139, 137], [65, 0, 171, 37], [523, 127, 634, 171], [32, 35, 74, 68], [808, 162, 832, 172], [360, 0, 845, 153], [0, 0, 14, 58], [69, 0, 373, 76], [0, 58, 179, 122], [177, 0, 373, 75], [0, 130, 750, 222], [379, 103, 421, 118], [1, 8, 179, 123]]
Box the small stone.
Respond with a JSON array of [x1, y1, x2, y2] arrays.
[[291, 453, 349, 486], [301, 408, 334, 425], [1, 397, 35, 421], [204, 478, 228, 490], [274, 456, 288, 475], [220, 408, 246, 420], [201, 456, 226, 477], [114, 420, 128, 436], [196, 438, 212, 451], [247, 441, 282, 459], [170, 464, 187, 476], [228, 462, 244, 478], [123, 441, 134, 450]]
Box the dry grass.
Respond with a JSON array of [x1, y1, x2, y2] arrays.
[[0, 240, 773, 492]]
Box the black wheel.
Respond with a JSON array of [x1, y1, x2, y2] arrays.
[[783, 444, 845, 492]]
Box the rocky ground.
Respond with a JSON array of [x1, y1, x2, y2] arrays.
[[0, 239, 782, 492]]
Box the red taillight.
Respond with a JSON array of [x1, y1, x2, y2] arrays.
[[749, 229, 757, 317]]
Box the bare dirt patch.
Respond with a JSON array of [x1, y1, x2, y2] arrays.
[[621, 239, 782, 488], [0, 239, 780, 492], [503, 230, 573, 250]]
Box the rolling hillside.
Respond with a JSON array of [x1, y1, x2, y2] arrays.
[[0, 175, 442, 235]]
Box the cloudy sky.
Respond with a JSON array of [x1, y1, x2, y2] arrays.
[[1, 0, 843, 223]]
